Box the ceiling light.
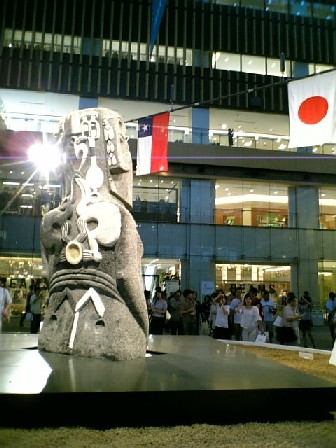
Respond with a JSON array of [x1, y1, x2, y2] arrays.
[[215, 194, 288, 206]]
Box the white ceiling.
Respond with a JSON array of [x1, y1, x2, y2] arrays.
[[0, 89, 290, 138]]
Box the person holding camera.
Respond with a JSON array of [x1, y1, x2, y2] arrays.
[[213, 293, 231, 340]]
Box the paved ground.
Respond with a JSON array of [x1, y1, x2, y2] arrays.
[[3, 315, 334, 351]]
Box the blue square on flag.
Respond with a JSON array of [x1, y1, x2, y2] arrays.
[[138, 118, 153, 139]]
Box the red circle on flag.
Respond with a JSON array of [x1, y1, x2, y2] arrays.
[[298, 96, 328, 124]]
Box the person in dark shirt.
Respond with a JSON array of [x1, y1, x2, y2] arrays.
[[19, 284, 33, 326]]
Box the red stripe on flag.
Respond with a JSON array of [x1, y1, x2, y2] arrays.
[[150, 112, 169, 173]]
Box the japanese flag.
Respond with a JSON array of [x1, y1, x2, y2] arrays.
[[288, 70, 336, 148]]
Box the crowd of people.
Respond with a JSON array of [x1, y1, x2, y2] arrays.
[[146, 285, 336, 348], [1, 280, 43, 334], [2, 279, 336, 347]]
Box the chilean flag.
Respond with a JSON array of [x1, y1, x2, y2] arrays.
[[136, 112, 170, 176], [288, 70, 336, 148]]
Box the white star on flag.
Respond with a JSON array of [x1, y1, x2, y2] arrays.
[[288, 70, 336, 148]]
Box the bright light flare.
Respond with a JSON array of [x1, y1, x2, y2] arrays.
[[28, 143, 63, 175]]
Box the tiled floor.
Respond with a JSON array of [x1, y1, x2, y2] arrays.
[[1, 333, 336, 427]]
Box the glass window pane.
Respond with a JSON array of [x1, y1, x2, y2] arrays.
[[267, 57, 290, 77], [241, 0, 264, 10], [265, 0, 288, 14], [215, 180, 288, 228], [241, 55, 266, 75], [289, 0, 312, 18], [313, 3, 335, 21], [315, 64, 335, 74], [319, 188, 336, 230], [213, 52, 240, 72]]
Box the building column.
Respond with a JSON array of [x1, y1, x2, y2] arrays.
[[180, 179, 215, 224], [79, 97, 98, 109], [180, 257, 216, 300], [191, 108, 209, 145], [180, 178, 216, 296], [288, 186, 319, 303]]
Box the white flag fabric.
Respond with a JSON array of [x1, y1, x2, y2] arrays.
[[288, 70, 336, 148]]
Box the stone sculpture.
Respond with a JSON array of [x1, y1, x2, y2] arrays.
[[38, 108, 149, 361]]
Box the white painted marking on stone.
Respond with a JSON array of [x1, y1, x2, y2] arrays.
[[68, 288, 105, 349]]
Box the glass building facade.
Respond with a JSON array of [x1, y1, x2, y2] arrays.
[[1, 0, 336, 313]]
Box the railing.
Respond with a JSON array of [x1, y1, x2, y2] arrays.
[[2, 111, 336, 156]]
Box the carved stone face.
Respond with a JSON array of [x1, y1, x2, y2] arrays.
[[57, 108, 133, 207], [39, 108, 149, 361]]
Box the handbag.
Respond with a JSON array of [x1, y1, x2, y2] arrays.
[[255, 332, 267, 343], [273, 315, 283, 327], [25, 312, 33, 321], [200, 320, 209, 335]]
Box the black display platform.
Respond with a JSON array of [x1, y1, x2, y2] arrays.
[[1, 334, 335, 427]]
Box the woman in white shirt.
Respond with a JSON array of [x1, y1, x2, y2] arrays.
[[150, 289, 168, 335], [282, 292, 301, 345], [239, 296, 263, 342], [213, 293, 231, 340]]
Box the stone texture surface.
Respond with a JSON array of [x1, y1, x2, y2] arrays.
[[38, 108, 149, 360]]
